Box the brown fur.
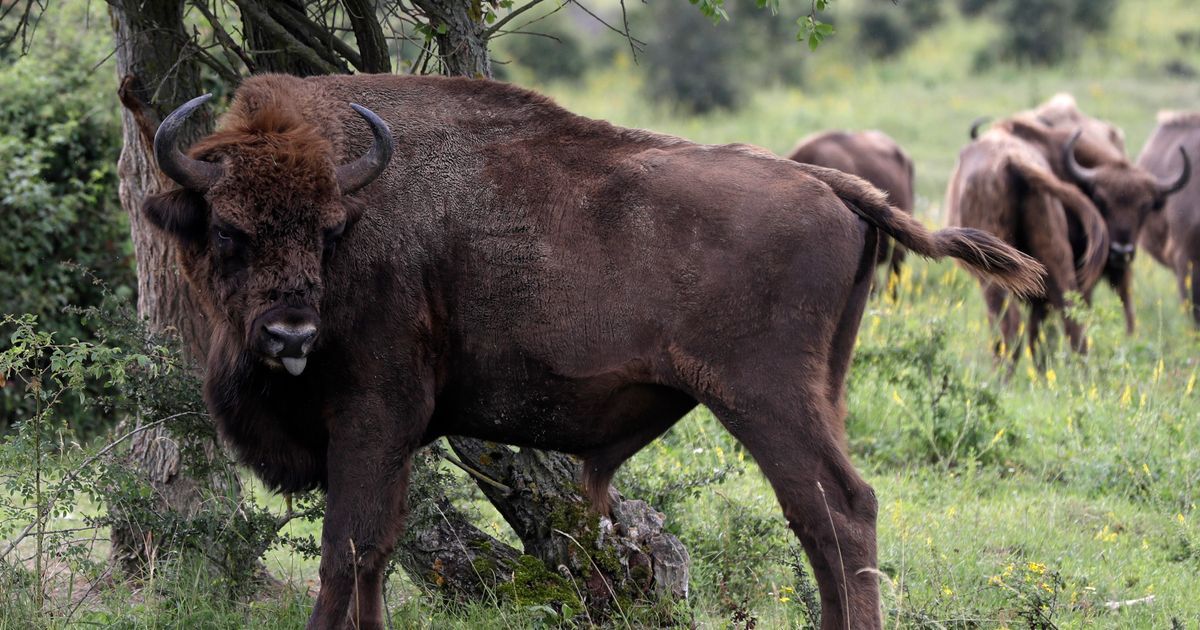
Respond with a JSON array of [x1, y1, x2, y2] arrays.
[[946, 127, 1107, 358], [788, 130, 916, 294], [1034, 93, 1127, 156], [145, 73, 1043, 630], [1018, 96, 1188, 333], [1138, 113, 1200, 325]]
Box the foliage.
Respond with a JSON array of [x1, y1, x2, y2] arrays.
[[855, 0, 943, 60], [0, 10, 133, 435], [855, 5, 915, 59], [850, 320, 1016, 469], [640, 1, 745, 114], [0, 298, 325, 622], [982, 0, 1119, 65], [638, 0, 813, 113], [498, 25, 588, 83]]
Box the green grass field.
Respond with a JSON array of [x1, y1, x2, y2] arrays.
[[3, 1, 1200, 627]]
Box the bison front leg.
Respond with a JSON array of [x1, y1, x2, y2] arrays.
[[308, 410, 420, 630]]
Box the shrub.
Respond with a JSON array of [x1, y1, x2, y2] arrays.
[[641, 1, 745, 114], [0, 11, 134, 434], [848, 321, 1018, 468], [903, 0, 945, 32], [501, 24, 588, 83], [957, 0, 991, 18], [856, 5, 915, 59], [988, 0, 1118, 66]]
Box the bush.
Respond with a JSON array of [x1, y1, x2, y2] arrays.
[[641, 4, 744, 114], [904, 0, 945, 32], [0, 10, 134, 433], [848, 321, 1018, 469], [856, 6, 915, 59], [957, 0, 991, 18], [501, 25, 588, 83], [987, 0, 1118, 65]]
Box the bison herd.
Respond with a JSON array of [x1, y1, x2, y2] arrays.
[[793, 94, 1194, 364], [144, 74, 1193, 630]]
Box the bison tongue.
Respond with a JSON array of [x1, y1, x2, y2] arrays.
[[281, 357, 307, 376]]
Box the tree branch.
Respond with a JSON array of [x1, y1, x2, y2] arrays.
[[190, 0, 258, 74], [341, 0, 391, 72], [232, 0, 348, 75], [483, 0, 550, 37], [269, 1, 360, 71]]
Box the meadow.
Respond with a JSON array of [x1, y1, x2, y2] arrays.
[[3, 0, 1200, 628]]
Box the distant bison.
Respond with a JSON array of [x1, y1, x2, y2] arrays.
[[1033, 93, 1127, 157], [947, 117, 1108, 358], [1025, 94, 1189, 333], [146, 73, 1043, 630], [1138, 111, 1200, 325], [788, 130, 915, 295]]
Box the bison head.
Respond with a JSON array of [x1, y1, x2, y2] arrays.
[[1063, 129, 1190, 269], [144, 94, 394, 376]]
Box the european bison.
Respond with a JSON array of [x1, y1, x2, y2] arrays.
[[1033, 93, 1127, 157], [145, 73, 1043, 630], [787, 130, 915, 294], [1027, 95, 1190, 333], [1138, 111, 1200, 325], [946, 117, 1109, 358]]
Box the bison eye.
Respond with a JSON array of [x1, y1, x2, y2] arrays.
[[323, 222, 346, 258], [211, 224, 246, 259]]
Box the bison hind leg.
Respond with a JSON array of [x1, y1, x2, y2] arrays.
[[579, 386, 696, 515]]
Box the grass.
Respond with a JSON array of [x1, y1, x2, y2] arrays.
[[4, 0, 1200, 627]]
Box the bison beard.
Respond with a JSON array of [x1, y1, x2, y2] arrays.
[[144, 73, 1044, 630]]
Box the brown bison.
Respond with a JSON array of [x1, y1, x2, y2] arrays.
[[146, 73, 1043, 630], [787, 130, 915, 294], [1033, 93, 1127, 157], [1138, 111, 1200, 325], [1026, 95, 1190, 333], [947, 118, 1109, 358]]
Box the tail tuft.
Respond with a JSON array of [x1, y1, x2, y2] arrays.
[[933, 228, 1046, 298], [795, 162, 1047, 298]]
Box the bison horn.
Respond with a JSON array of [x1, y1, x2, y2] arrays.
[[1157, 145, 1191, 196], [969, 116, 990, 140], [1063, 129, 1098, 188], [336, 104, 394, 195], [154, 93, 224, 192]]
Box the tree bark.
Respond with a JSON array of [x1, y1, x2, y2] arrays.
[[106, 0, 238, 577], [410, 0, 492, 77]]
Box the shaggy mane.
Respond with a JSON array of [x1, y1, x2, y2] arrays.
[[188, 90, 335, 173]]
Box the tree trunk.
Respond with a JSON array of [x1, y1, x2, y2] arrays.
[[411, 0, 492, 77], [106, 0, 238, 577], [410, 2, 692, 610]]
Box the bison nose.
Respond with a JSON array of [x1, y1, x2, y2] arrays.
[[262, 322, 317, 376]]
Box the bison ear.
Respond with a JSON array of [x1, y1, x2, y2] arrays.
[[144, 188, 209, 247]]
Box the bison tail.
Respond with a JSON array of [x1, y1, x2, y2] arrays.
[[794, 162, 1046, 298], [1005, 158, 1109, 291]]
